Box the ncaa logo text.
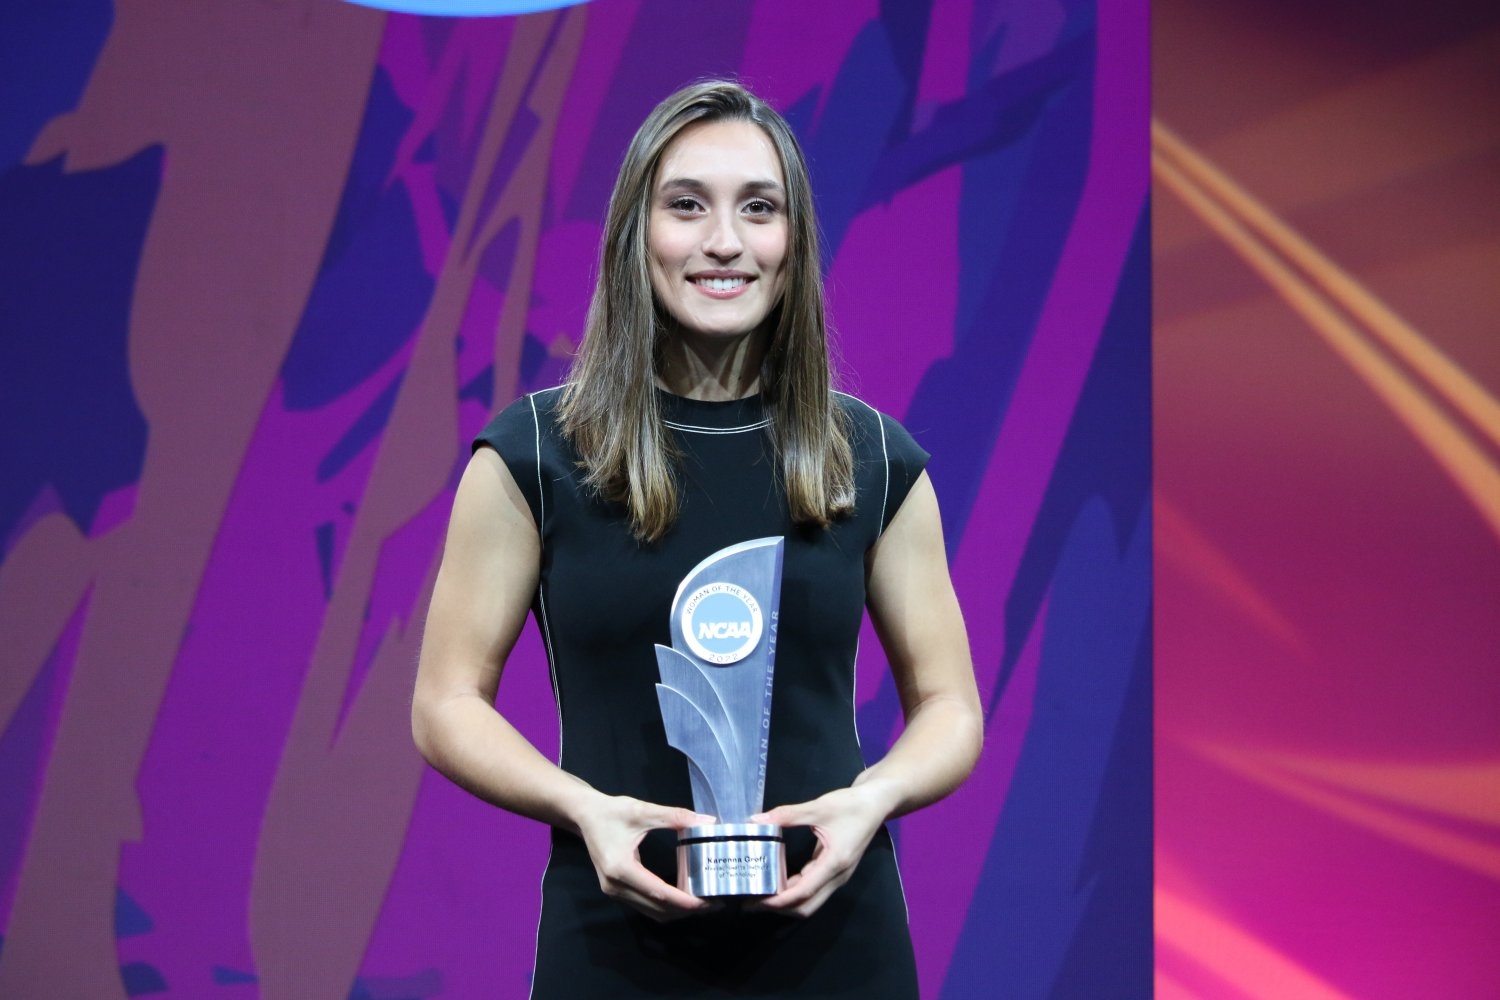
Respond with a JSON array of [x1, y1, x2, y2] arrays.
[[680, 582, 763, 664]]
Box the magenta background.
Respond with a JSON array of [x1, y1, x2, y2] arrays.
[[1153, 1, 1500, 997]]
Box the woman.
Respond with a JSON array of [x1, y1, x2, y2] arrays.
[[413, 80, 981, 998]]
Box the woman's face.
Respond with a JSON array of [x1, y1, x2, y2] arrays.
[[647, 119, 789, 344]]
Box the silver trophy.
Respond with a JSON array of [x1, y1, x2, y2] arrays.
[[654, 537, 787, 897]]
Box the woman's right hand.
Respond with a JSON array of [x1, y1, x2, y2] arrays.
[[575, 794, 718, 922]]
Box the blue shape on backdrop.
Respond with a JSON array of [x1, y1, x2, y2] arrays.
[[999, 213, 1151, 698], [281, 68, 431, 412], [307, 67, 411, 270], [0, 0, 111, 172], [315, 374, 405, 483], [120, 961, 167, 995], [942, 214, 1152, 998], [853, 14, 1093, 761], [339, 0, 590, 16], [1048, 636, 1152, 998], [879, 0, 936, 136], [802, 20, 908, 260], [278, 178, 430, 413], [346, 969, 443, 999], [477, 220, 521, 300], [472, 124, 534, 268], [211, 966, 258, 985], [905, 26, 1095, 548], [518, 334, 552, 387], [0, 148, 157, 544], [315, 522, 337, 600], [1053, 235, 1152, 1000], [942, 499, 1150, 999], [459, 365, 495, 408], [115, 888, 154, 937]]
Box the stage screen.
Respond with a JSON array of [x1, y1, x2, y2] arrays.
[[0, 2, 1149, 996]]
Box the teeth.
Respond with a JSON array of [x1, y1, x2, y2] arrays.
[[697, 277, 746, 292]]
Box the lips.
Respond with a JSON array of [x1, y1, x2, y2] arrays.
[[695, 276, 748, 292], [689, 273, 753, 298]]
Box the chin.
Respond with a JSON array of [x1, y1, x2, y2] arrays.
[[672, 314, 770, 340]]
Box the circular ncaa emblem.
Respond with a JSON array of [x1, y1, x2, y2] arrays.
[[680, 582, 763, 665]]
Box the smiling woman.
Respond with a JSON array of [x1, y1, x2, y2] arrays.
[[411, 80, 982, 999], [647, 119, 789, 351]]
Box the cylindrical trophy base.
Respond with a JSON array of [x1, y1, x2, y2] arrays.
[[676, 823, 786, 898]]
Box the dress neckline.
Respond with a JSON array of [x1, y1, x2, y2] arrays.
[[656, 388, 768, 433]]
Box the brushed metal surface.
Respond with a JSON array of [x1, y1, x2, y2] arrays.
[[676, 823, 786, 897], [653, 537, 784, 825]]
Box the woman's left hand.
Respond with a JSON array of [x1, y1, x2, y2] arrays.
[[747, 782, 894, 918]]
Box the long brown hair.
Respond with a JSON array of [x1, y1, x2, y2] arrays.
[[558, 80, 853, 543]]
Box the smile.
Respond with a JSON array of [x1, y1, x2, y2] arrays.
[[693, 276, 749, 294]]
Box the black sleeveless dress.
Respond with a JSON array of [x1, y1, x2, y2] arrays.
[[474, 387, 928, 999]]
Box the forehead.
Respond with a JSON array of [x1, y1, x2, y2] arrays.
[[654, 119, 784, 188]]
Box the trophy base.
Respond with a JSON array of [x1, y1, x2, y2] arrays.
[[676, 823, 786, 898]]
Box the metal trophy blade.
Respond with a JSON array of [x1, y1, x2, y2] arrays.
[[654, 537, 787, 897]]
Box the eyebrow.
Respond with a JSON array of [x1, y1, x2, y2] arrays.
[[657, 177, 785, 196]]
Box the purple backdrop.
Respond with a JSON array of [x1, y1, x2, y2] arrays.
[[0, 1, 1149, 996]]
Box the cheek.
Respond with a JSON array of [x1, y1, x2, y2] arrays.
[[646, 231, 680, 301], [649, 221, 692, 267], [760, 226, 789, 291], [753, 224, 789, 273]]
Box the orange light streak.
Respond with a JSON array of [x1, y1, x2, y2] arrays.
[[1151, 146, 1500, 541], [1245, 753, 1500, 827], [1192, 742, 1500, 883], [1154, 496, 1311, 658], [1153, 121, 1500, 454], [1156, 888, 1358, 1000]]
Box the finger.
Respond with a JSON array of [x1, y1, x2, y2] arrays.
[[758, 869, 847, 918], [616, 862, 703, 908], [626, 889, 709, 923], [642, 803, 717, 831], [787, 882, 841, 918], [753, 861, 830, 912], [607, 865, 713, 920], [750, 803, 809, 827], [753, 839, 858, 914]]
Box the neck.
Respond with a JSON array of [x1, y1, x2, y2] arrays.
[[657, 327, 768, 400]]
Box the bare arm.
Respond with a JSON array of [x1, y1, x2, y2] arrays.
[[754, 470, 982, 916], [411, 447, 713, 920]]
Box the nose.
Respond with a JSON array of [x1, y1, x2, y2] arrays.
[[702, 212, 743, 261]]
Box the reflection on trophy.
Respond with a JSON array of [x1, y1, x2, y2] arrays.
[[654, 537, 787, 897]]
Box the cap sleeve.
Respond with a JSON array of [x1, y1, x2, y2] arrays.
[[836, 392, 931, 537], [875, 412, 930, 532], [472, 393, 547, 530]]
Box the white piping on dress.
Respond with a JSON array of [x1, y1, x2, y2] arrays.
[[662, 417, 771, 434], [832, 392, 892, 536], [525, 389, 564, 1000], [834, 393, 910, 921], [835, 392, 896, 750], [527, 390, 564, 744]]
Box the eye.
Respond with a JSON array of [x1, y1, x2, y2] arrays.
[[666, 195, 703, 214], [743, 198, 779, 217]]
